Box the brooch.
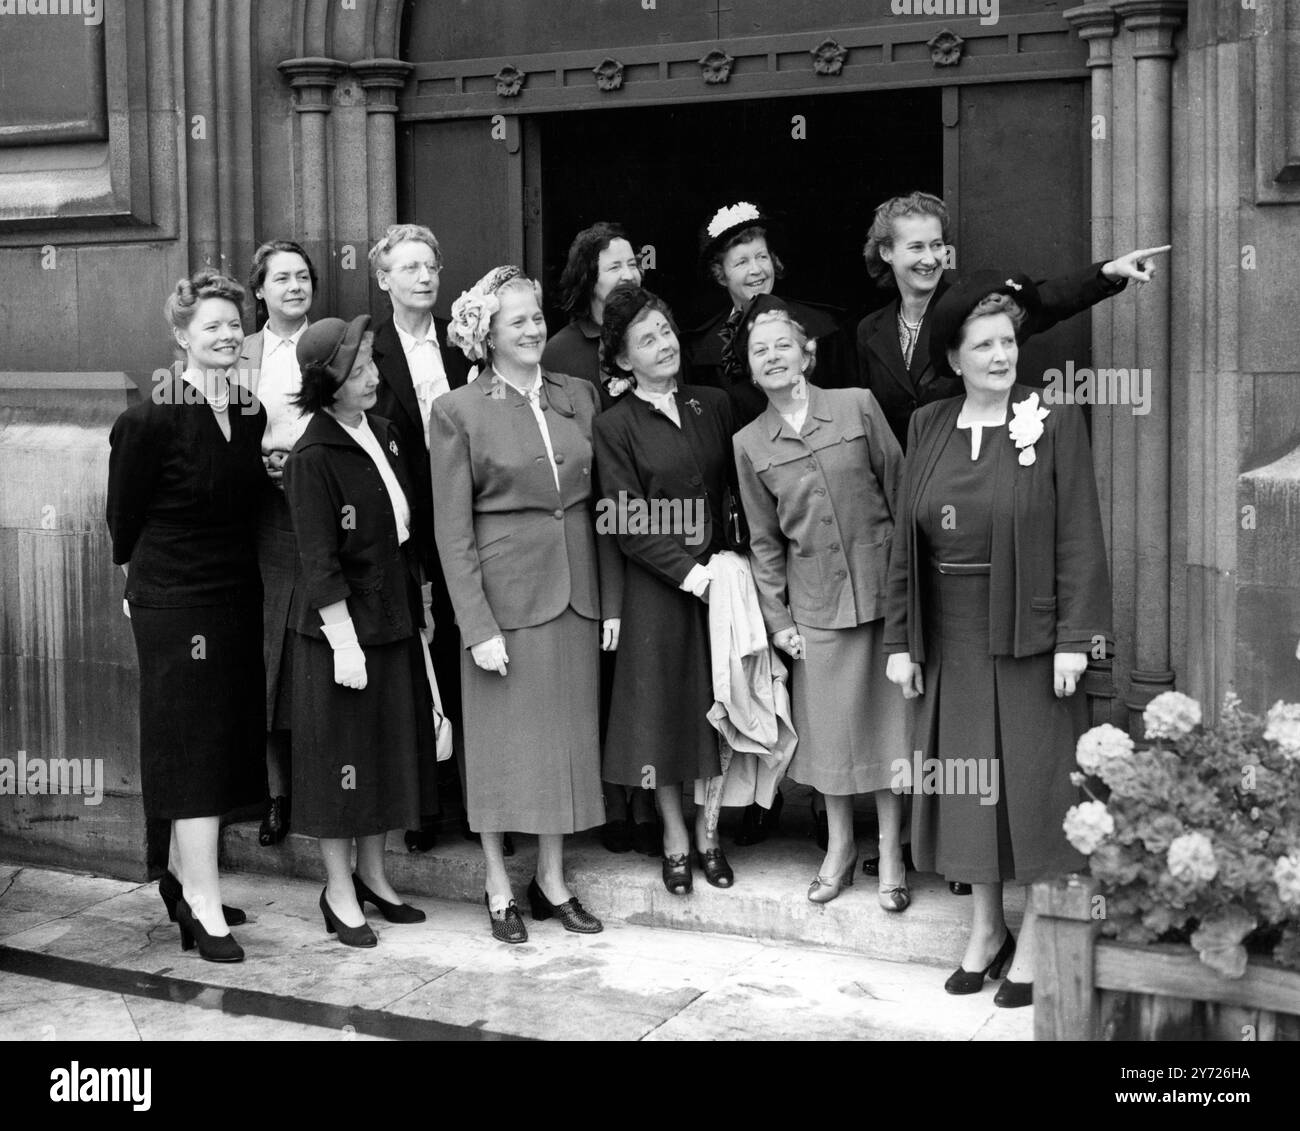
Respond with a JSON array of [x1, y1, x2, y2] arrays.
[[1005, 278, 1023, 291], [686, 398, 702, 416], [388, 440, 399, 456]]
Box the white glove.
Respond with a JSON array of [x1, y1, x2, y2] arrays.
[[471, 634, 509, 676], [680, 563, 713, 602], [321, 618, 367, 690], [122, 599, 131, 620]]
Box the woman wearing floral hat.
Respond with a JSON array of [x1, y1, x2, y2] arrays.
[[430, 266, 620, 943], [883, 270, 1114, 1006]]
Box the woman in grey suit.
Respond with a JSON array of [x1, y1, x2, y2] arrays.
[[733, 296, 911, 911], [237, 239, 318, 847], [431, 265, 620, 943]]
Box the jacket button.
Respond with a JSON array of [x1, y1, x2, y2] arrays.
[[835, 569, 846, 579], [689, 475, 701, 486], [555, 453, 565, 465], [581, 467, 589, 476], [553, 508, 564, 520], [814, 487, 826, 497], [821, 516, 832, 525]]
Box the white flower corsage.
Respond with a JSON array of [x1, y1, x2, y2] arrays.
[[707, 201, 761, 241], [446, 287, 501, 363], [604, 376, 632, 399], [1008, 391, 1049, 466]]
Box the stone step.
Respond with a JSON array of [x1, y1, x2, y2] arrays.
[[220, 816, 1024, 968]]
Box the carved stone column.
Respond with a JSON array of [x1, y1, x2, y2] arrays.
[[353, 59, 412, 239], [277, 57, 346, 309]]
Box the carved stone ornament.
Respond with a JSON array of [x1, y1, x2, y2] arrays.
[[811, 38, 847, 77], [495, 64, 525, 97], [593, 58, 624, 92], [699, 49, 735, 85], [927, 29, 965, 67]]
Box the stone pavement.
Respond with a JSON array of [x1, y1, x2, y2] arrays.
[[0, 863, 1031, 1041]]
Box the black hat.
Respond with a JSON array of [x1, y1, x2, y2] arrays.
[[297, 315, 371, 389], [699, 201, 779, 267], [928, 270, 1041, 379]]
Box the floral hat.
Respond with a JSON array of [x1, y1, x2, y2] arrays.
[[446, 265, 539, 363], [698, 200, 777, 265]]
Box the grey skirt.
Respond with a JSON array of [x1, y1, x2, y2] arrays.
[[461, 607, 604, 835], [786, 618, 912, 796]]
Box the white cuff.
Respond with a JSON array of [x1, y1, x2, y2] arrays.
[[320, 618, 360, 651]]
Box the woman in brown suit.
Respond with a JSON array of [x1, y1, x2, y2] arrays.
[[733, 296, 911, 910], [432, 265, 619, 943], [884, 271, 1113, 1007]]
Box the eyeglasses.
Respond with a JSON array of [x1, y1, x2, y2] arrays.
[[387, 262, 441, 277]]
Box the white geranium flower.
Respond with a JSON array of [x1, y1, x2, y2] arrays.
[[1143, 690, 1203, 741], [1063, 801, 1114, 855], [1263, 701, 1300, 761], [1274, 855, 1300, 905], [1167, 831, 1218, 883], [1008, 392, 1049, 467], [1076, 723, 1135, 776]]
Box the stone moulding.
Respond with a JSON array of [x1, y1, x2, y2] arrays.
[[928, 29, 965, 67], [495, 64, 525, 97], [593, 58, 624, 92], [811, 38, 847, 76], [699, 48, 734, 85]]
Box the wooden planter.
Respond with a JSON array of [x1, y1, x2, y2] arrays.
[[1033, 876, 1300, 1041]]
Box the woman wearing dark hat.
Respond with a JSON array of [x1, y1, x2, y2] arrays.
[[541, 221, 643, 412], [683, 201, 858, 430], [856, 190, 1171, 452], [236, 239, 319, 848], [594, 284, 741, 895], [432, 265, 616, 943], [107, 270, 266, 963], [732, 295, 912, 910], [883, 270, 1114, 1006], [284, 315, 435, 948]]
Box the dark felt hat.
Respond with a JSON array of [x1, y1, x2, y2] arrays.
[[296, 314, 371, 391], [928, 270, 1040, 379]]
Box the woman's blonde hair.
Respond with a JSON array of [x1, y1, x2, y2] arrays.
[[163, 270, 245, 331], [862, 191, 950, 287], [745, 309, 817, 380]]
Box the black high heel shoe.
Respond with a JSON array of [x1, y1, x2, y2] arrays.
[[484, 892, 528, 944], [694, 845, 734, 888], [352, 874, 426, 924], [944, 931, 1015, 995], [994, 978, 1033, 1008], [158, 871, 245, 927], [174, 896, 244, 963], [258, 795, 290, 846], [733, 790, 784, 847], [662, 853, 693, 895], [526, 877, 602, 933], [319, 889, 378, 948]]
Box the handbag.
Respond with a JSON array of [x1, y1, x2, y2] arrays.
[[723, 484, 749, 553], [417, 627, 454, 762]]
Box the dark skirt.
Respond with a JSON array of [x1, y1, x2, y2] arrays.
[[460, 607, 603, 834], [911, 570, 1087, 885], [258, 488, 297, 732], [129, 601, 265, 820], [602, 558, 720, 789], [290, 632, 437, 839]]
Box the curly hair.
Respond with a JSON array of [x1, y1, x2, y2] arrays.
[[743, 308, 817, 381], [599, 284, 679, 379], [163, 270, 245, 331], [367, 223, 443, 274], [246, 240, 317, 323], [557, 221, 636, 320], [958, 291, 1026, 342], [706, 224, 785, 285], [862, 191, 951, 287]]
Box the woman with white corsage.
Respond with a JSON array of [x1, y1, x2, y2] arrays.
[[882, 270, 1113, 1008]]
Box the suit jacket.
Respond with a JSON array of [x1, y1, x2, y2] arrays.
[[283, 410, 422, 645], [883, 385, 1112, 662], [428, 368, 619, 648], [682, 297, 859, 429], [733, 386, 902, 634], [371, 314, 472, 577], [856, 262, 1128, 451]]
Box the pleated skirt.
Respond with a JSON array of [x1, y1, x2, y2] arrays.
[[786, 618, 912, 796], [461, 607, 604, 834], [130, 600, 265, 820], [911, 570, 1087, 885]]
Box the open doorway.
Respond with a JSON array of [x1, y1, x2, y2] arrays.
[[535, 88, 943, 334]]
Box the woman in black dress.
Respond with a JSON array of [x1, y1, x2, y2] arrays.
[[284, 315, 436, 948], [884, 271, 1113, 1007], [107, 271, 266, 963], [594, 285, 738, 895]]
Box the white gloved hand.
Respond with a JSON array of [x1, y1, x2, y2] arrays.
[[321, 618, 368, 690]]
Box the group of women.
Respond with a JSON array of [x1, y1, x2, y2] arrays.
[[106, 191, 1167, 1006]]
